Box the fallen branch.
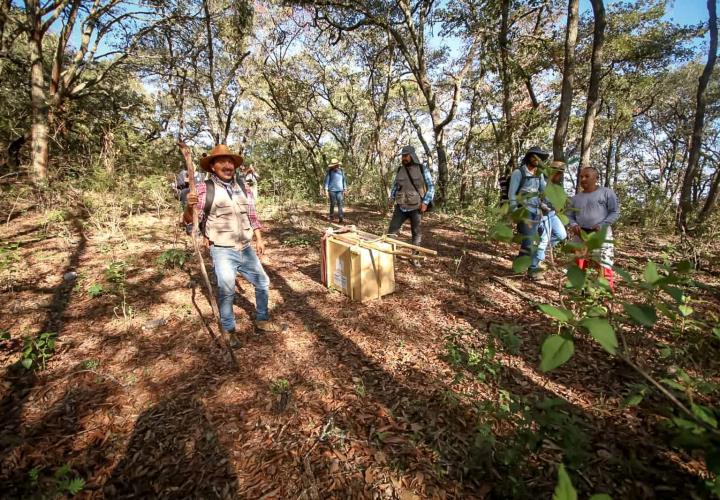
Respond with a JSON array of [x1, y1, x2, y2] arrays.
[[491, 275, 538, 303]]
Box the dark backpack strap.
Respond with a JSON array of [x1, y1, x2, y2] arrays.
[[200, 180, 214, 236], [403, 164, 426, 197], [203, 180, 214, 220]]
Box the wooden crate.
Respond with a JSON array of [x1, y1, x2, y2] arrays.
[[322, 233, 395, 302]]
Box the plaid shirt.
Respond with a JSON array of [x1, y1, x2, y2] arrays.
[[196, 175, 262, 231]]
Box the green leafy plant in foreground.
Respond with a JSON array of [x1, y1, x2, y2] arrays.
[[157, 248, 190, 269], [270, 378, 290, 395], [28, 463, 85, 497], [21, 332, 56, 370], [492, 163, 720, 496]]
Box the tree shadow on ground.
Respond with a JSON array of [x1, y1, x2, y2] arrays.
[[105, 393, 239, 498], [0, 210, 88, 491]]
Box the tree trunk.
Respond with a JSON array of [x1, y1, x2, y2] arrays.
[[499, 0, 515, 171], [613, 136, 622, 188], [553, 0, 579, 162], [698, 162, 720, 223], [677, 0, 718, 232], [578, 0, 606, 178], [604, 138, 613, 187], [435, 138, 448, 202], [29, 30, 49, 181]]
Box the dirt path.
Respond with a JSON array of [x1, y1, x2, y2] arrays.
[[1, 203, 717, 498]]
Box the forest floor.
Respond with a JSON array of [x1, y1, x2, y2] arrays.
[[1, 199, 719, 499]]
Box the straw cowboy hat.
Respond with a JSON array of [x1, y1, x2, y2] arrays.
[[550, 160, 566, 171], [328, 158, 342, 168], [199, 144, 244, 172]]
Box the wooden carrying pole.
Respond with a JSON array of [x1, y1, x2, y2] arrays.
[[178, 142, 238, 368], [329, 223, 437, 256], [330, 234, 427, 260]]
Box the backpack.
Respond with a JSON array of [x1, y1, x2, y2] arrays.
[[198, 179, 248, 236], [500, 168, 545, 202], [499, 168, 526, 202]]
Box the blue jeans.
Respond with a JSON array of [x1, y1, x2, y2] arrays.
[[531, 212, 567, 270], [517, 210, 541, 259], [209, 245, 270, 331], [328, 191, 344, 218]]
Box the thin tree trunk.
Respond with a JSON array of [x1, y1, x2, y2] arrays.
[[677, 0, 718, 232], [613, 136, 622, 188], [553, 0, 580, 162], [578, 0, 606, 179], [499, 0, 515, 171], [29, 29, 49, 181], [698, 162, 720, 222], [604, 138, 613, 187]]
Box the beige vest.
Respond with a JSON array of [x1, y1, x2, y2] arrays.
[[205, 179, 254, 249], [395, 164, 427, 210]]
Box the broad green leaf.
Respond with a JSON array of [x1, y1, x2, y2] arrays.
[[580, 318, 618, 354], [513, 255, 532, 273], [557, 213, 570, 225], [21, 358, 33, 370], [589, 495, 613, 500], [491, 223, 513, 242], [545, 183, 567, 211], [552, 464, 577, 500], [644, 261, 660, 284], [584, 227, 608, 251], [678, 304, 694, 317], [566, 264, 585, 289], [661, 378, 686, 391], [663, 286, 684, 303], [657, 303, 675, 320], [586, 305, 608, 318], [538, 304, 575, 323], [622, 394, 644, 407], [623, 303, 657, 327], [713, 327, 720, 341], [674, 260, 693, 274], [564, 240, 585, 251], [540, 335, 575, 372], [691, 403, 717, 428], [671, 417, 703, 432]]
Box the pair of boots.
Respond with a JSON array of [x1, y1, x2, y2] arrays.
[[576, 258, 615, 291]]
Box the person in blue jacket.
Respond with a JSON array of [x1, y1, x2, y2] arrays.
[[324, 158, 347, 223], [508, 146, 548, 268]]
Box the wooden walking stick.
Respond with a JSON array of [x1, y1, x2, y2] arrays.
[[178, 142, 239, 368]]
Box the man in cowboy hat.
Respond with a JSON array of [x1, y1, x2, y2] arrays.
[[323, 158, 347, 223], [529, 160, 568, 281], [183, 144, 283, 343], [508, 146, 548, 269], [387, 145, 434, 268]]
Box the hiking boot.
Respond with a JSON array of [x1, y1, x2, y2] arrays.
[[254, 320, 287, 334], [338, 217, 344, 224], [528, 269, 545, 282], [227, 331, 241, 348]]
